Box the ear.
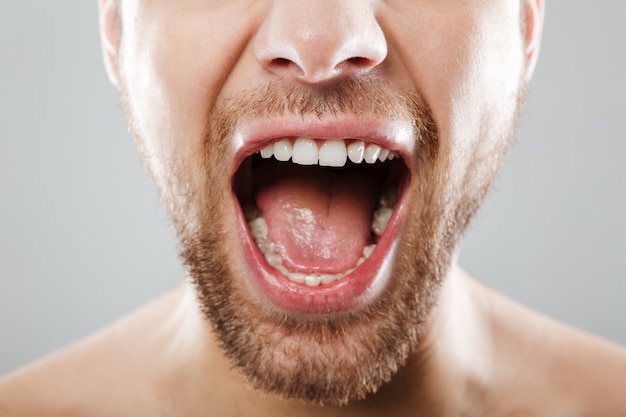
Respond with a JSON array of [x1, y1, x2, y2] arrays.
[[523, 0, 544, 81], [99, 0, 121, 88]]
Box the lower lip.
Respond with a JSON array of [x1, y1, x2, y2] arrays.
[[234, 183, 409, 316]]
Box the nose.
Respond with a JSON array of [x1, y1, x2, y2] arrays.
[[254, 0, 388, 84]]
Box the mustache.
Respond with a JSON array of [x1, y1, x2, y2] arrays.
[[207, 75, 439, 161]]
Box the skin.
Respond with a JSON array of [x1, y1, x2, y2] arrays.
[[2, 0, 626, 416]]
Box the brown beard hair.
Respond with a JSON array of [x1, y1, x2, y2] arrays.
[[159, 76, 524, 405]]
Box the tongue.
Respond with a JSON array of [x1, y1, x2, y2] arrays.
[[255, 165, 380, 274]]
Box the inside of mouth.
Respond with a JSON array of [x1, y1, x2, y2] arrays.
[[234, 142, 407, 286]]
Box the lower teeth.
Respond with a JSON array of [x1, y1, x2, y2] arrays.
[[243, 182, 397, 287], [247, 215, 376, 286], [243, 188, 395, 286], [371, 208, 393, 237]]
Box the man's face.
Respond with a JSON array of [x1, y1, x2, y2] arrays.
[[103, 0, 538, 405]]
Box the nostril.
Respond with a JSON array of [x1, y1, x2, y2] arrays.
[[336, 56, 377, 74], [347, 57, 368, 65], [268, 57, 307, 78], [272, 57, 292, 67]]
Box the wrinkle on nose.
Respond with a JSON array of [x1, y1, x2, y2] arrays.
[[254, 1, 387, 84]]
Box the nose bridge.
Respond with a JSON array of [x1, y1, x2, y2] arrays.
[[254, 0, 387, 83]]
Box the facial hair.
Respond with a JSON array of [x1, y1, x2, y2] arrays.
[[123, 75, 523, 406]]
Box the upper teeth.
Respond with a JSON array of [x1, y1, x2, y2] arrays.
[[259, 138, 398, 167]]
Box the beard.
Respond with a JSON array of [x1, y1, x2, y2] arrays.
[[122, 75, 524, 406]]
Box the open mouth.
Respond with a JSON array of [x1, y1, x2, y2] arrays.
[[232, 131, 411, 314]]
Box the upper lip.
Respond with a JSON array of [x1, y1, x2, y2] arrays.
[[230, 115, 415, 174]]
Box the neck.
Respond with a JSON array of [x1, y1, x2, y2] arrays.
[[162, 266, 489, 417]]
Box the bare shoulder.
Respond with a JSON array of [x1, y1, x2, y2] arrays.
[[469, 276, 626, 416], [0, 286, 185, 417], [547, 320, 626, 415]]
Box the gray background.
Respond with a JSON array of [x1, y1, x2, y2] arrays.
[[1, 2, 624, 376]]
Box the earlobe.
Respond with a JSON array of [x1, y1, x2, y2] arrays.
[[524, 0, 544, 81], [99, 0, 121, 88]]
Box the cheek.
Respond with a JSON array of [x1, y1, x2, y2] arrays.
[[118, 2, 260, 186], [382, 1, 525, 158]]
